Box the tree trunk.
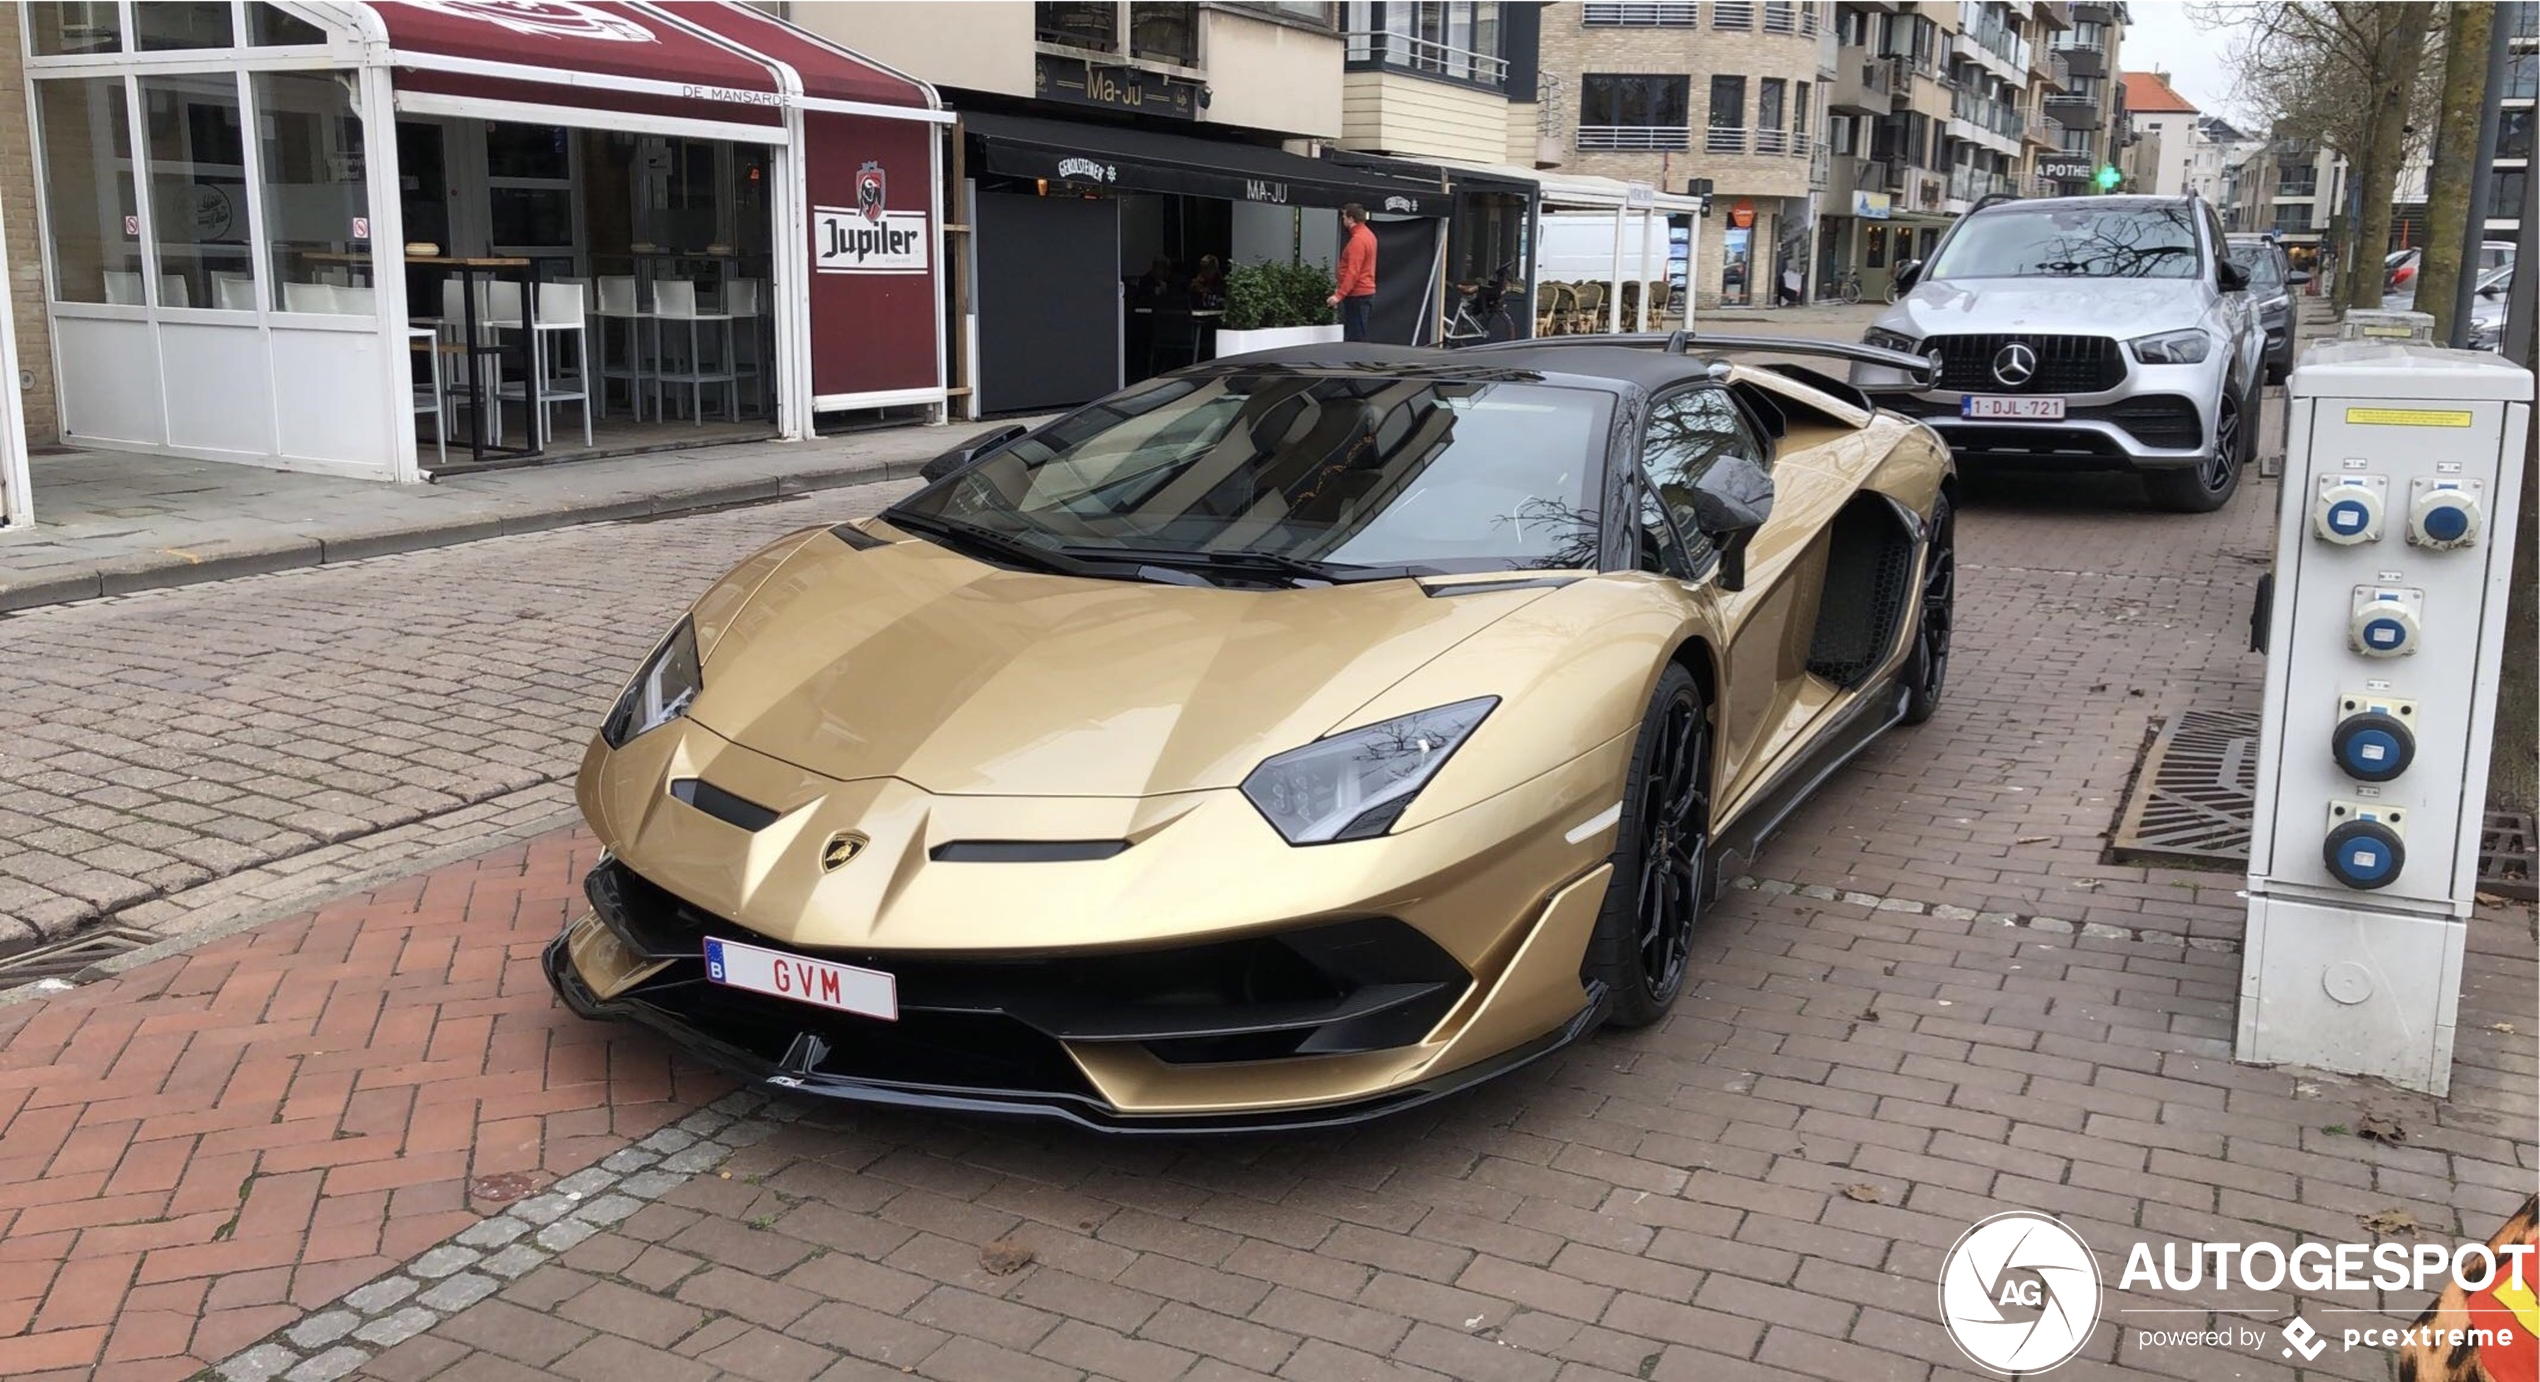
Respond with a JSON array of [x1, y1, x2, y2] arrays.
[[2347, 3, 2438, 312], [2417, 4, 2492, 341], [2490, 212, 2539, 816]]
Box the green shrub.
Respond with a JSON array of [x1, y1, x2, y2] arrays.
[[1222, 259, 1337, 331]]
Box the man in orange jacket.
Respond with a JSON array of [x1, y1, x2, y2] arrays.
[[1328, 203, 1377, 342]]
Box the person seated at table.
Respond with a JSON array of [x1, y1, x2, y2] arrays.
[[1135, 257, 1181, 302], [1189, 254, 1226, 305]]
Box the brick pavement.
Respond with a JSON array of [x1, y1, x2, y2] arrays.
[[0, 485, 910, 943], [0, 832, 725, 1380]]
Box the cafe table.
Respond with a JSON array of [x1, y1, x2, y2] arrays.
[[410, 256, 540, 465]]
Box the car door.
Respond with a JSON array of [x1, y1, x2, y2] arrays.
[[1637, 385, 1823, 800]]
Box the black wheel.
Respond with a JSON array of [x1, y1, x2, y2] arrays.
[[1840, 281, 1862, 306], [1587, 665, 1711, 1028], [2144, 381, 2247, 513], [1901, 495, 1954, 726]]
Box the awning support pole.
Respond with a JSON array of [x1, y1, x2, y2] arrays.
[[357, 62, 420, 483], [1608, 208, 1625, 333], [1637, 206, 1658, 331]]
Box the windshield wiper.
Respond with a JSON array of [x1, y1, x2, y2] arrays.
[[1070, 545, 1443, 586], [883, 510, 1102, 578]]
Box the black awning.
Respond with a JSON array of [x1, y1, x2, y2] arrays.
[[963, 112, 1446, 217]]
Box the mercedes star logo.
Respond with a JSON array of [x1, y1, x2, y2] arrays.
[[820, 831, 867, 872], [1991, 341, 2038, 388]]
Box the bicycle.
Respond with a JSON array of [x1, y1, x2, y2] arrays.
[[1441, 261, 1521, 347], [1824, 267, 1865, 305]]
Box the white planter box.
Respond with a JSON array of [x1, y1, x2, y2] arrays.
[[1211, 323, 1344, 359]]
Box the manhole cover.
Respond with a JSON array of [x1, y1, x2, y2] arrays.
[[2110, 709, 2260, 866], [2481, 812, 2537, 901], [0, 925, 158, 986]]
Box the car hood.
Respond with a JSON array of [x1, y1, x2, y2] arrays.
[[682, 525, 1556, 798], [1882, 277, 2208, 337]]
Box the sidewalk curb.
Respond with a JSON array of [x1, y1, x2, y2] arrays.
[[0, 800, 584, 1009], [0, 457, 925, 615]]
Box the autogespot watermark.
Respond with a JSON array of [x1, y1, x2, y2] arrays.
[[1938, 1212, 2536, 1374]]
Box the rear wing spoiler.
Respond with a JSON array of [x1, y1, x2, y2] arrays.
[[1464, 330, 1938, 388]]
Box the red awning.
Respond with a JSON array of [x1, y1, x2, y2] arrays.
[[369, 1, 785, 130], [667, 2, 936, 113]]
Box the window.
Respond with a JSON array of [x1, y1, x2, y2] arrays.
[[1865, 223, 1887, 268], [1579, 74, 1690, 147], [1642, 388, 1766, 564], [1346, 2, 1506, 86], [1036, 1, 1119, 50], [26, 1, 120, 54], [249, 2, 327, 44], [485, 124, 575, 251], [135, 2, 233, 49], [2271, 204, 2314, 234], [1829, 113, 1856, 156], [141, 74, 253, 310], [1636, 487, 1692, 576], [1795, 82, 1810, 136], [2489, 170, 2528, 224], [32, 77, 140, 305], [1927, 203, 2202, 280], [2504, 52, 2535, 101], [2499, 109, 2531, 163], [1709, 75, 1747, 127], [1130, 2, 1198, 65], [1758, 78, 1786, 130], [256, 72, 372, 314]]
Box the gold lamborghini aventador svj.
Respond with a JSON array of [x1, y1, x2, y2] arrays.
[[547, 334, 1955, 1131]]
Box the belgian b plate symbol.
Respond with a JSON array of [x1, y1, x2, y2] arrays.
[[856, 162, 887, 223]]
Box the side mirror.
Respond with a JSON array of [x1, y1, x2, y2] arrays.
[[919, 424, 1028, 482], [1688, 453, 1775, 593], [2288, 269, 2313, 286], [2479, 283, 2504, 300], [2217, 259, 2251, 293], [1893, 260, 1923, 293]]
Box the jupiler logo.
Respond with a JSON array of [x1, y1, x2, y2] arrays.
[[404, 0, 655, 42], [1940, 1212, 2101, 1374], [1057, 157, 1114, 183]]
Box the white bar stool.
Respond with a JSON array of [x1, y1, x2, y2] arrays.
[[651, 280, 736, 426]]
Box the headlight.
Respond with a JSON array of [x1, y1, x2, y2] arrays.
[[601, 618, 702, 748], [1241, 698, 1496, 844], [2128, 328, 2211, 364], [1864, 327, 1921, 354]]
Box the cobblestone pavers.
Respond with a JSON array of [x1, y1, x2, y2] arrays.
[[0, 486, 908, 942]]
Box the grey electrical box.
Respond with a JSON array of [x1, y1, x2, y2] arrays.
[[2238, 342, 2532, 1095]]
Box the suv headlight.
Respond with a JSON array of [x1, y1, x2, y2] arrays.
[[2128, 329, 2211, 365], [1241, 698, 1496, 844], [601, 618, 702, 748], [1864, 327, 1921, 354]]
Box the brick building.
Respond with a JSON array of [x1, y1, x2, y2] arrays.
[[1536, 0, 1829, 309]]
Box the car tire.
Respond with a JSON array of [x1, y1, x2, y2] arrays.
[[2144, 378, 2249, 514], [1900, 494, 1954, 727], [1586, 663, 1711, 1029]]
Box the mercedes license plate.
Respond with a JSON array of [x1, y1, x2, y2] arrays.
[[1961, 395, 2065, 420]]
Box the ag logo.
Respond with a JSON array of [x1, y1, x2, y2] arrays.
[[1939, 1212, 2101, 1374], [855, 161, 887, 223], [820, 831, 868, 872], [1991, 341, 2038, 387]]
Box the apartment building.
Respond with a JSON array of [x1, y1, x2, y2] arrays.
[[1816, 2, 2091, 298], [2041, 0, 2125, 192], [1537, 0, 1830, 308], [2498, 0, 2534, 239]]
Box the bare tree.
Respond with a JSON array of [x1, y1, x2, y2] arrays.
[[2204, 1, 2441, 307], [2416, 3, 2492, 340]]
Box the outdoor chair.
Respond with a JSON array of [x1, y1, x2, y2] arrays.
[[723, 278, 767, 419], [495, 281, 592, 449], [591, 275, 649, 420], [1570, 282, 1606, 333], [650, 280, 737, 426], [409, 327, 450, 468]]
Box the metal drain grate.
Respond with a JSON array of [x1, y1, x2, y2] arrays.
[[2481, 812, 2537, 901], [2110, 709, 2260, 866], [0, 925, 158, 986]]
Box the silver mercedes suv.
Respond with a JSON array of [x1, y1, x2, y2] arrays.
[[1851, 195, 2266, 513]]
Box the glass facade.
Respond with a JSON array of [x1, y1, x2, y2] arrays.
[[32, 78, 141, 305], [254, 71, 373, 313], [141, 73, 253, 310]]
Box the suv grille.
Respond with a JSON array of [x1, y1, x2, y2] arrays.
[[1928, 334, 2125, 394]]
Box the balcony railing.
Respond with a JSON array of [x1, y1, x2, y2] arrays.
[[2276, 179, 2319, 198], [1801, 2, 1818, 34], [1577, 124, 1692, 151], [1948, 165, 2015, 202], [1345, 29, 1510, 84], [1706, 124, 1748, 154], [1713, 0, 1755, 29], [1951, 88, 2025, 140], [1763, 0, 1795, 33], [1582, 2, 1698, 24], [1754, 127, 1795, 154]]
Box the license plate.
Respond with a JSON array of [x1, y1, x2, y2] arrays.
[[1961, 395, 2065, 420], [704, 937, 897, 1021]]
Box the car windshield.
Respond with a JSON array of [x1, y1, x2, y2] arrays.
[[1927, 204, 2203, 280], [889, 373, 1610, 577], [2227, 244, 2285, 292]]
